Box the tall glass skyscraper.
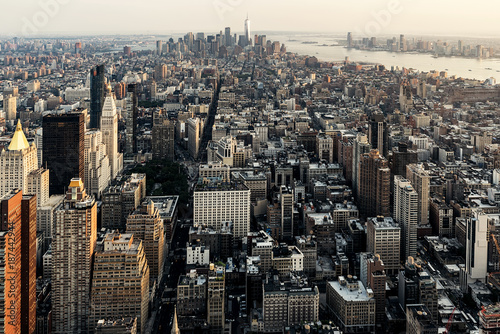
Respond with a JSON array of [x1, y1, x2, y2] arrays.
[[43, 112, 85, 195], [245, 15, 251, 46], [90, 64, 105, 129]]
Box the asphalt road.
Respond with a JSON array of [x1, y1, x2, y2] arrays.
[[152, 220, 190, 333]]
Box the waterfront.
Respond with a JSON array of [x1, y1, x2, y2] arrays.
[[266, 33, 500, 81]]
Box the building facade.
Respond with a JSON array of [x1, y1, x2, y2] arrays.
[[0, 190, 37, 334], [100, 89, 123, 179], [43, 112, 85, 195], [52, 179, 97, 333], [326, 277, 376, 333], [0, 121, 38, 198], [90, 233, 149, 333], [193, 181, 251, 238], [126, 199, 165, 284], [367, 217, 401, 276], [358, 150, 390, 218]]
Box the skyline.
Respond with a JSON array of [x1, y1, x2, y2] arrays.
[[3, 0, 500, 38]]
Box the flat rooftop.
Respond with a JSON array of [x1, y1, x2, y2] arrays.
[[328, 279, 373, 302]]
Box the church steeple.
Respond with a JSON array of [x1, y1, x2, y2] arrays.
[[8, 119, 30, 151]]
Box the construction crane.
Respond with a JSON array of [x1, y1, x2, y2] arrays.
[[445, 307, 457, 334]]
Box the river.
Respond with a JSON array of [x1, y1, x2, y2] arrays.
[[266, 33, 500, 81]]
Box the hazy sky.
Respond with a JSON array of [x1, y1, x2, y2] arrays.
[[2, 0, 499, 38]]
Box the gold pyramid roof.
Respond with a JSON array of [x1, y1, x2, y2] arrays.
[[8, 120, 29, 151]]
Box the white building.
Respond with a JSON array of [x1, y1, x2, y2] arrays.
[[0, 120, 38, 198], [193, 181, 250, 238], [64, 86, 90, 102], [394, 176, 419, 260], [84, 130, 110, 198], [100, 91, 122, 179], [27, 168, 49, 207], [3, 94, 17, 120], [27, 79, 41, 92], [43, 246, 52, 280], [406, 163, 431, 226], [186, 242, 210, 265], [37, 195, 65, 246], [461, 211, 488, 290]]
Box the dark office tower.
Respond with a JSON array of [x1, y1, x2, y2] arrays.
[[43, 112, 85, 195], [75, 42, 82, 55], [0, 190, 37, 334], [400, 34, 406, 51], [152, 112, 175, 161], [156, 40, 163, 56], [347, 32, 353, 48], [352, 134, 371, 199], [123, 46, 131, 57], [244, 15, 251, 46], [125, 84, 138, 154], [391, 142, 418, 178], [358, 150, 390, 218], [225, 27, 231, 46], [90, 64, 105, 129], [368, 112, 388, 157]]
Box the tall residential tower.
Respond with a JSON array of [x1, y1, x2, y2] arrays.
[[52, 179, 97, 333]]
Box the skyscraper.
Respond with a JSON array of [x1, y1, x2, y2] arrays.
[[0, 190, 37, 334], [347, 32, 353, 48], [43, 112, 85, 195], [358, 150, 390, 218], [245, 15, 251, 46], [406, 164, 430, 226], [90, 232, 150, 333], [352, 133, 371, 198], [52, 179, 97, 333], [391, 142, 417, 178], [0, 120, 38, 198], [21, 194, 37, 334], [361, 253, 386, 326], [394, 175, 418, 260], [84, 130, 110, 198], [462, 212, 488, 289], [3, 94, 17, 120], [100, 87, 122, 178], [90, 65, 105, 129], [280, 185, 294, 238], [187, 118, 201, 159], [368, 113, 387, 157], [400, 34, 407, 51], [366, 217, 401, 276], [156, 40, 162, 56], [225, 27, 231, 47], [152, 111, 175, 161], [207, 264, 225, 330], [126, 199, 165, 284], [125, 84, 138, 155]]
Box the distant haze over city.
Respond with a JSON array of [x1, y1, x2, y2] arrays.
[[2, 0, 500, 38]]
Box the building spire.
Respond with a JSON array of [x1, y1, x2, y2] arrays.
[[8, 119, 30, 151], [171, 307, 180, 334]]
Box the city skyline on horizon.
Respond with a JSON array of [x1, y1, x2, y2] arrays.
[[2, 0, 500, 39]]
